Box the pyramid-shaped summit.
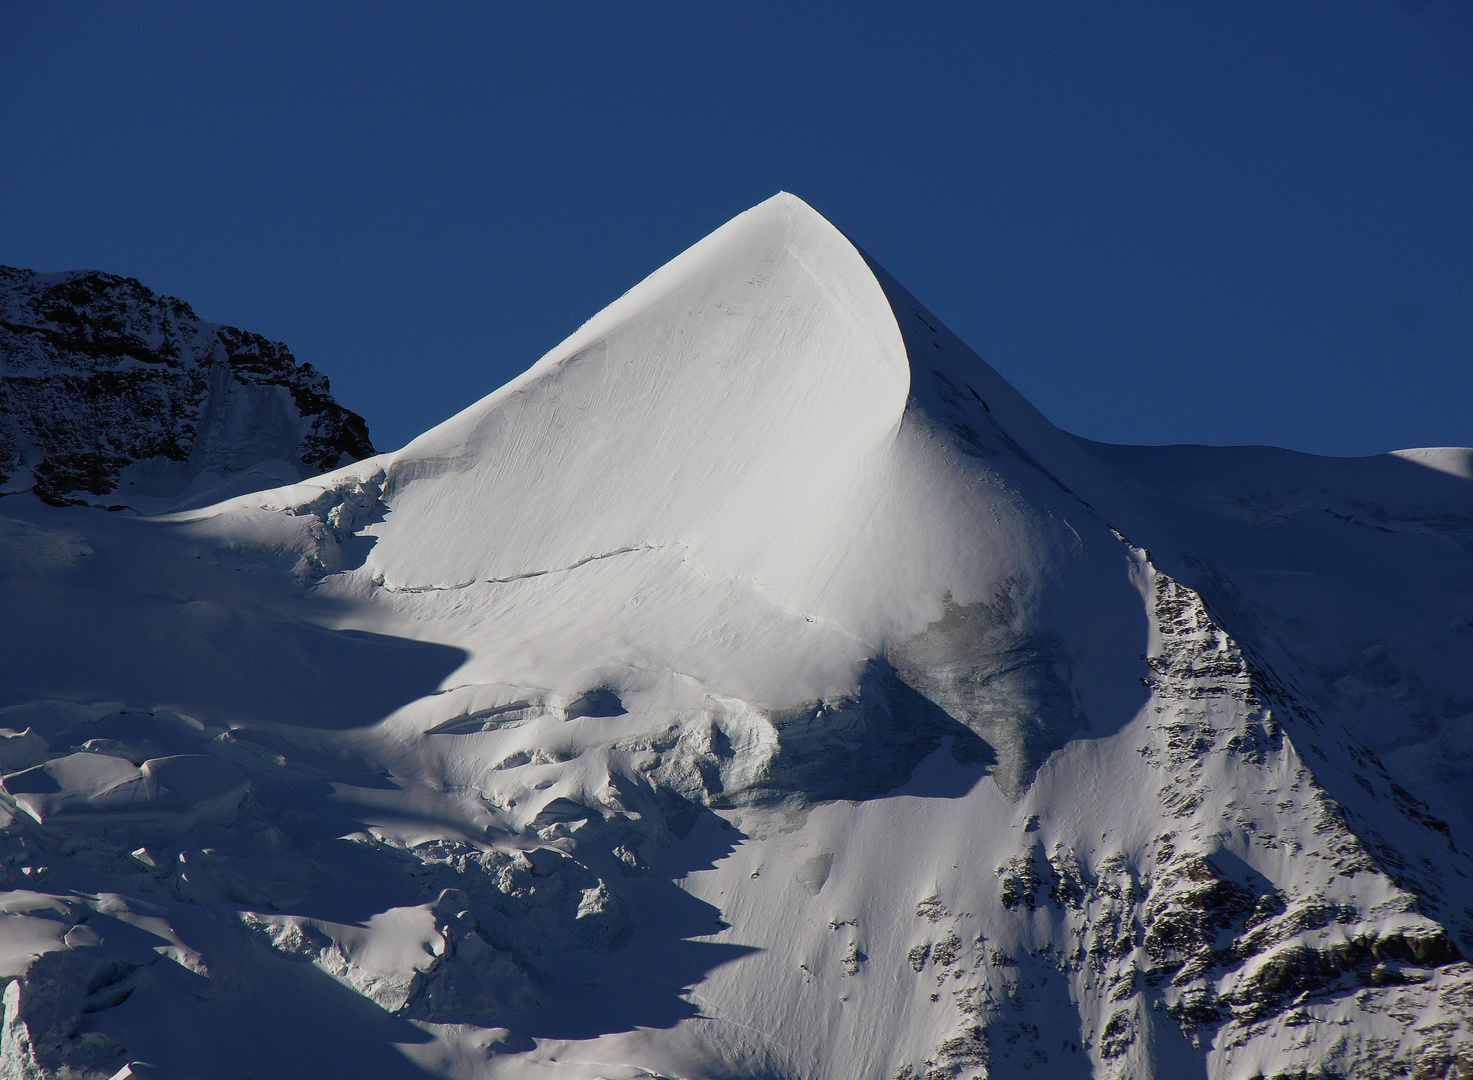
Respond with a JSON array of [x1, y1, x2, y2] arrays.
[[364, 192, 919, 594], [295, 192, 1158, 791], [220, 192, 1132, 703], [5, 194, 1469, 1079]]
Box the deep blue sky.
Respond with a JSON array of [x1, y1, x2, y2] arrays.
[[3, 3, 1470, 456]]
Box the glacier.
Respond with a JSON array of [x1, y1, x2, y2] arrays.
[[0, 194, 1470, 1079]]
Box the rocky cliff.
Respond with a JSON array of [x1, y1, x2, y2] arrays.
[[0, 266, 373, 510]]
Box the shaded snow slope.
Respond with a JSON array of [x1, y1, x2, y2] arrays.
[[0, 195, 1469, 1080]]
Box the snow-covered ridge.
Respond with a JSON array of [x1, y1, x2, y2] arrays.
[[0, 194, 1470, 1078], [0, 265, 374, 510]]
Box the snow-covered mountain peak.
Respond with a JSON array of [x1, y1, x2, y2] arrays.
[[361, 191, 915, 594], [193, 194, 1148, 734], [2, 197, 1470, 1079]]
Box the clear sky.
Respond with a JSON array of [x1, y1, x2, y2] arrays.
[[3, 2, 1469, 456]]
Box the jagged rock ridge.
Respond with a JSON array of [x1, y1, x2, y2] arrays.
[[0, 265, 373, 508]]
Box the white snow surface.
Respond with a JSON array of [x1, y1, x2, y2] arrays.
[[0, 194, 1470, 1079]]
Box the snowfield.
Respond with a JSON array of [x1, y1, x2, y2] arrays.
[[0, 194, 1470, 1079]]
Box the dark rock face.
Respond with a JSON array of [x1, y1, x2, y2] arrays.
[[0, 265, 373, 507]]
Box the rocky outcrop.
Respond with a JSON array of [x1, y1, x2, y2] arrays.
[[889, 561, 1472, 1080], [0, 266, 373, 508]]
